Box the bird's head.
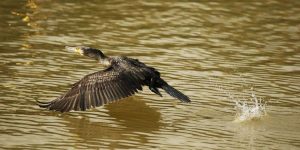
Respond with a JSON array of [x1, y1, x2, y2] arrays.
[[65, 46, 107, 60]]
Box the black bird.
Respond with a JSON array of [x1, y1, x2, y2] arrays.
[[37, 46, 190, 112]]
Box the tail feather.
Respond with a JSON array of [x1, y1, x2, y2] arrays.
[[161, 84, 190, 103]]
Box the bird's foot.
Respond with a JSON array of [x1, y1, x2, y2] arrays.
[[150, 87, 162, 97]]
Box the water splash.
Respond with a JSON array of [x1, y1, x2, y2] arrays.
[[234, 92, 267, 122], [209, 76, 267, 122]]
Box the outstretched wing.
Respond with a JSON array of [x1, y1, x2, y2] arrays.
[[37, 63, 148, 112]]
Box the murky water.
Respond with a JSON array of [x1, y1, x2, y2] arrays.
[[1, 0, 300, 149]]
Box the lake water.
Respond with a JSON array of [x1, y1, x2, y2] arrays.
[[0, 0, 299, 149]]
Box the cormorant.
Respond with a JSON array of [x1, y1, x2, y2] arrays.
[[37, 46, 190, 112]]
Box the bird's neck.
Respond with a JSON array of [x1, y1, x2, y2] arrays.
[[87, 50, 110, 65], [98, 56, 111, 66]]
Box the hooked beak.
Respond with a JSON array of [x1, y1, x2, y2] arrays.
[[65, 46, 84, 55]]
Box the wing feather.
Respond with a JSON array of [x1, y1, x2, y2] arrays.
[[38, 63, 148, 112], [90, 89, 96, 108], [74, 94, 81, 111]]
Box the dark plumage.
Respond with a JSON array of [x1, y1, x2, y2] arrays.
[[37, 46, 190, 112]]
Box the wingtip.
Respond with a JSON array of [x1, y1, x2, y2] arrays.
[[36, 100, 52, 108]]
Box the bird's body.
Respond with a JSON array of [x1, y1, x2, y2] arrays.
[[37, 46, 190, 112]]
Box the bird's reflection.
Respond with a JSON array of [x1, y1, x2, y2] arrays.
[[106, 96, 162, 132], [61, 96, 163, 147]]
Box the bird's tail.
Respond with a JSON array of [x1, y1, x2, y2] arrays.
[[159, 79, 190, 103]]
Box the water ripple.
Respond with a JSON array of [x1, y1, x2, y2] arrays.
[[0, 0, 299, 149]]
